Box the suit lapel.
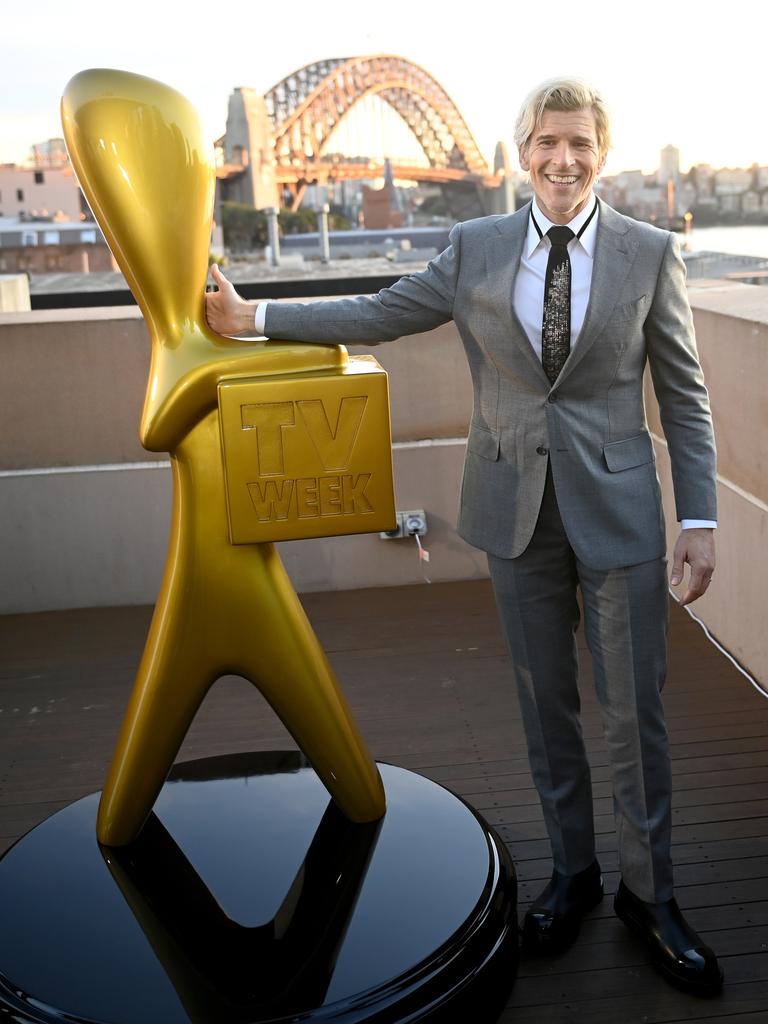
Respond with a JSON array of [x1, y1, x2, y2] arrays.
[[485, 204, 550, 386], [556, 200, 639, 385]]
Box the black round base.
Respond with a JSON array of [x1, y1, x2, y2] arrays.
[[0, 752, 518, 1023]]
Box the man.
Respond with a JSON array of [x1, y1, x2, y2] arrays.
[[206, 78, 721, 994]]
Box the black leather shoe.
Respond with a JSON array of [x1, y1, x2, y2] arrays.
[[614, 880, 723, 994], [522, 859, 603, 954]]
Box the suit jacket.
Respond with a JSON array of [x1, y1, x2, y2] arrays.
[[264, 199, 717, 570]]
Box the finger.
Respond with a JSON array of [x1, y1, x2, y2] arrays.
[[680, 564, 710, 606], [210, 263, 231, 290], [670, 556, 684, 588], [680, 583, 703, 606]]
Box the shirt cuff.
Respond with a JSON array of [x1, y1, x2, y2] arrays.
[[680, 519, 717, 529], [255, 301, 268, 334]]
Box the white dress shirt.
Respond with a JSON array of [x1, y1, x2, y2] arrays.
[[255, 298, 268, 334], [513, 195, 598, 358], [254, 197, 714, 529]]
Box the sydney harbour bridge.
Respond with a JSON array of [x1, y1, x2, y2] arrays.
[[216, 55, 512, 221]]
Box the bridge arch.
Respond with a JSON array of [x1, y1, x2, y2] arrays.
[[264, 55, 488, 176]]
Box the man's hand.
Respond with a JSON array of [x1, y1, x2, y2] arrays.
[[670, 528, 715, 606], [205, 264, 259, 336]]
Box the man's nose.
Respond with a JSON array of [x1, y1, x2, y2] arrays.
[[551, 143, 574, 167]]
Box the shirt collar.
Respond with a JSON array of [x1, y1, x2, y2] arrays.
[[525, 195, 599, 258]]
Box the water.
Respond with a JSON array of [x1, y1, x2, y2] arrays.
[[684, 225, 768, 259]]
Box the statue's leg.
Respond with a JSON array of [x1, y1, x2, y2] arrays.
[[98, 542, 385, 845], [96, 604, 213, 845], [232, 542, 385, 825]]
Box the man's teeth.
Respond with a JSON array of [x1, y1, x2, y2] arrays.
[[548, 175, 577, 183]]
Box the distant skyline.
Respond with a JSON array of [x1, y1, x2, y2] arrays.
[[2, 0, 766, 176]]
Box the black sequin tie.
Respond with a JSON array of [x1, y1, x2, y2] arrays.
[[542, 225, 575, 385]]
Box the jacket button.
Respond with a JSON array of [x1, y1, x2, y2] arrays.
[[536, 446, 549, 455], [547, 394, 558, 403]]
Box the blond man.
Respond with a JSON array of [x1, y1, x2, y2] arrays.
[[206, 79, 721, 994]]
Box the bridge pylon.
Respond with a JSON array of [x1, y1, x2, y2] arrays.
[[219, 87, 279, 210]]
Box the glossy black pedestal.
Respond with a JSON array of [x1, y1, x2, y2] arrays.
[[0, 752, 518, 1023]]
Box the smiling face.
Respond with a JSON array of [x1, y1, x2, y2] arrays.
[[519, 107, 606, 224]]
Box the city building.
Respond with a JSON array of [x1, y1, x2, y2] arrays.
[[598, 155, 768, 225], [361, 160, 403, 229], [30, 138, 69, 168], [0, 164, 84, 222], [596, 173, 669, 223], [714, 168, 753, 195], [742, 191, 761, 216], [657, 144, 680, 186], [690, 163, 715, 198], [0, 218, 114, 274]]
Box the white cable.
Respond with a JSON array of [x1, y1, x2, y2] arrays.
[[414, 533, 432, 584], [668, 588, 767, 699]]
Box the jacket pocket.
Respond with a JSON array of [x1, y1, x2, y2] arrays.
[[607, 294, 649, 323], [603, 431, 655, 472], [467, 424, 500, 461]]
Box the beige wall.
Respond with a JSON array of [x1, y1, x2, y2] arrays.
[[645, 279, 768, 683], [0, 166, 82, 221], [0, 307, 158, 469], [1, 284, 766, 685], [0, 302, 482, 615], [0, 443, 488, 614], [0, 306, 473, 470]]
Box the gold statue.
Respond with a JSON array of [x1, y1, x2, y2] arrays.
[[61, 69, 392, 845]]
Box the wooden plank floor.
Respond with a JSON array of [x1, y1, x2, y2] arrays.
[[1, 580, 767, 1022]]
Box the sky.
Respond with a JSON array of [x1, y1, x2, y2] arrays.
[[2, 0, 766, 175]]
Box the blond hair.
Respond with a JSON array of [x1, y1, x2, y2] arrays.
[[514, 78, 612, 155]]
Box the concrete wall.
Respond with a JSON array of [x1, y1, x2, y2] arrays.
[[1, 284, 766, 684], [0, 304, 485, 615], [0, 305, 474, 469], [645, 279, 768, 684]]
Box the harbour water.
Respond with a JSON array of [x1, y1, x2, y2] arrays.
[[683, 225, 768, 259]]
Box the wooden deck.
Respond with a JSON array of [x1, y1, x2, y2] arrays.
[[1, 579, 767, 1022]]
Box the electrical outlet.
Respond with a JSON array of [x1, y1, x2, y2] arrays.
[[379, 510, 428, 539], [402, 510, 428, 536]]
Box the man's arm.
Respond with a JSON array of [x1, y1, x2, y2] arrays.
[[205, 223, 462, 344], [645, 232, 717, 605]]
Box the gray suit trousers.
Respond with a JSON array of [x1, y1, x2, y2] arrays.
[[488, 465, 673, 902]]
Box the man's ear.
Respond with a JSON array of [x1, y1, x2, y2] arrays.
[[597, 151, 607, 175], [518, 144, 530, 172]]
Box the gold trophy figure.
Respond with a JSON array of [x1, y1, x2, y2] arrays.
[[61, 69, 393, 845]]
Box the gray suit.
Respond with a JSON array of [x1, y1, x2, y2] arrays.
[[264, 199, 717, 901]]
